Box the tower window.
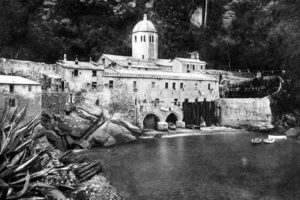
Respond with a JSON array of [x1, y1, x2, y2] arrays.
[[173, 82, 176, 90], [152, 35, 154, 42], [135, 35, 137, 42], [193, 65, 195, 70], [180, 83, 184, 89], [208, 84, 211, 90], [149, 35, 152, 42], [144, 35, 146, 42], [141, 36, 143, 42], [165, 82, 168, 89]]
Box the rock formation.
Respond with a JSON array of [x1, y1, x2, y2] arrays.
[[39, 102, 142, 151]]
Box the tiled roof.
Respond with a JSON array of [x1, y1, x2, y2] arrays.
[[172, 57, 207, 64], [100, 54, 160, 69], [56, 60, 104, 70], [0, 75, 40, 85], [103, 69, 217, 81]]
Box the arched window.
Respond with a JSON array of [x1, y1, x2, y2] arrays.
[[149, 35, 151, 42], [152, 35, 154, 43], [144, 35, 146, 42], [135, 35, 137, 42], [141, 36, 143, 42]]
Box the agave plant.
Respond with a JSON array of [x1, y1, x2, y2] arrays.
[[0, 101, 70, 199]]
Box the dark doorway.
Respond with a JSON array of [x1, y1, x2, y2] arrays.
[[166, 113, 178, 124], [143, 114, 160, 130]]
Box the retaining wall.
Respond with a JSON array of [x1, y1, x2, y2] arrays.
[[218, 97, 273, 130]]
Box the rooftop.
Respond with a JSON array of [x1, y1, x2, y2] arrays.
[[173, 57, 207, 64], [56, 60, 104, 70], [104, 69, 217, 81], [100, 54, 171, 68], [0, 75, 40, 85], [132, 14, 157, 33]]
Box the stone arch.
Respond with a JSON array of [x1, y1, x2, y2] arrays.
[[166, 112, 179, 124], [143, 113, 161, 130]]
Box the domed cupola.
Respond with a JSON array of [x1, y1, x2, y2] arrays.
[[132, 14, 158, 60]]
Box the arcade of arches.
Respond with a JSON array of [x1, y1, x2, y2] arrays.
[[143, 113, 179, 130]]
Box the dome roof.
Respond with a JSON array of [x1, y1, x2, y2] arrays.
[[132, 14, 157, 33]]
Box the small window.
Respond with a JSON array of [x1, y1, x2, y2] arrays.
[[184, 98, 189, 103], [135, 35, 137, 42], [28, 85, 32, 91], [187, 64, 190, 69], [142, 55, 144, 59], [152, 35, 154, 42], [195, 83, 198, 89], [9, 84, 14, 93], [174, 98, 178, 106], [9, 99, 16, 107], [165, 82, 168, 89], [180, 83, 184, 89], [152, 82, 155, 88], [133, 81, 137, 89], [74, 70, 78, 77], [109, 80, 114, 89], [141, 36, 143, 42], [92, 70, 97, 76], [149, 35, 151, 42], [195, 98, 198, 102], [144, 35, 146, 42], [193, 65, 195, 70], [208, 84, 211, 90], [92, 82, 97, 89], [172, 82, 176, 90], [102, 58, 105, 65]]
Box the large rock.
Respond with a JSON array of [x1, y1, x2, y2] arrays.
[[87, 121, 137, 147], [176, 121, 186, 128], [285, 127, 300, 137], [157, 122, 168, 131]]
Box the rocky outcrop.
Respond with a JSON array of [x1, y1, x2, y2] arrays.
[[39, 103, 141, 151]]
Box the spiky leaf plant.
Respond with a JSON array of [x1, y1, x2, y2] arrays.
[[0, 101, 69, 199]]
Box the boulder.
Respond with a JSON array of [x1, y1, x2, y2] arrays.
[[87, 121, 137, 147], [284, 127, 300, 137], [157, 122, 168, 131], [176, 121, 186, 128]]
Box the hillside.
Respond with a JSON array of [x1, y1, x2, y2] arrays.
[[0, 0, 299, 75]]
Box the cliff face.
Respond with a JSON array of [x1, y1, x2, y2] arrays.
[[0, 0, 299, 77]]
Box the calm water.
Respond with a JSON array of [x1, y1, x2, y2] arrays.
[[87, 132, 300, 200]]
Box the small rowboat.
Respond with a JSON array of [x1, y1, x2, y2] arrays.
[[168, 123, 176, 130], [251, 137, 262, 144], [268, 135, 287, 140], [263, 138, 276, 144]]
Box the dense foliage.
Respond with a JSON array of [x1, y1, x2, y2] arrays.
[[0, 0, 299, 74]]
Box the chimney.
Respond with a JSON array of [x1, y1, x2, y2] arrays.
[[63, 54, 67, 62], [75, 55, 78, 65]]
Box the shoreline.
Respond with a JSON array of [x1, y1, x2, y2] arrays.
[[140, 127, 249, 139]]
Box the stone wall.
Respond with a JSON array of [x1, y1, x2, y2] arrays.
[[42, 92, 69, 114], [218, 97, 273, 130]]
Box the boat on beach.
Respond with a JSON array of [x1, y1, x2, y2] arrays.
[[251, 137, 262, 144], [268, 135, 287, 140], [263, 138, 276, 144]]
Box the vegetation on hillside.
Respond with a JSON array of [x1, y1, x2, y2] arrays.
[[0, 0, 299, 74]]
